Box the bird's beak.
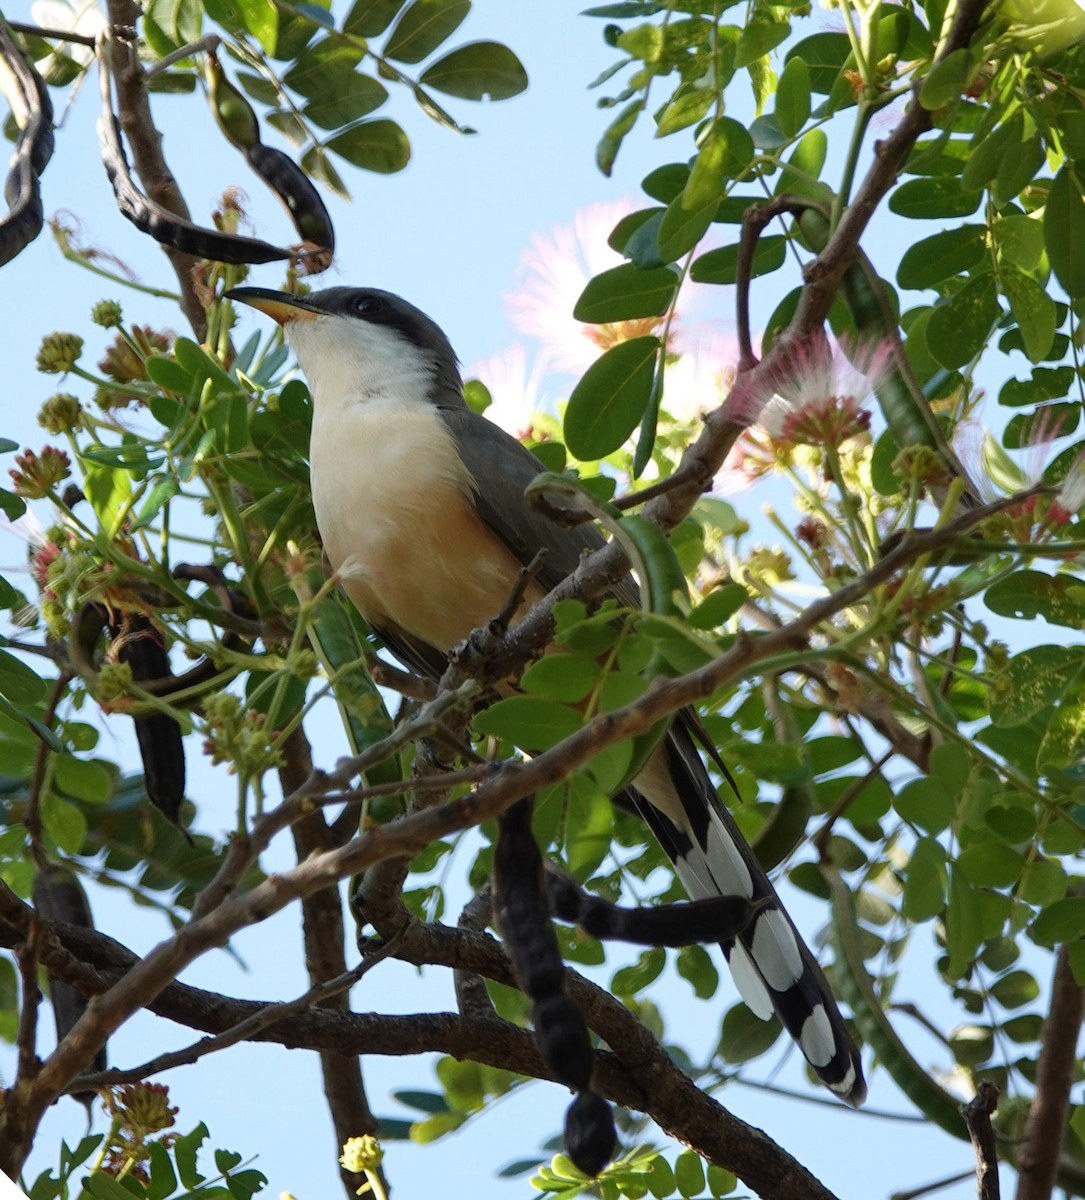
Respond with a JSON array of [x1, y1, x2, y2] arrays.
[[226, 287, 321, 326]]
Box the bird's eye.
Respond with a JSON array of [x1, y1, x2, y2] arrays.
[[352, 295, 380, 316]]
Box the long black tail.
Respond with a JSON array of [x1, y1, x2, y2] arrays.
[[627, 719, 866, 1106]]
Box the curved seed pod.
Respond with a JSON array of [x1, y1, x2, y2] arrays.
[[563, 1090, 617, 1180], [545, 866, 764, 947], [245, 143, 335, 255], [72, 603, 189, 834], [0, 17, 54, 266], [110, 612, 188, 833], [494, 797, 616, 1176], [95, 39, 293, 265], [204, 50, 260, 151], [205, 52, 333, 262], [32, 865, 106, 1107]]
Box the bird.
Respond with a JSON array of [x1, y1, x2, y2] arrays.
[[227, 284, 866, 1106]]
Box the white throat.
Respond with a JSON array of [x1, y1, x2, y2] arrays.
[[284, 314, 438, 412]]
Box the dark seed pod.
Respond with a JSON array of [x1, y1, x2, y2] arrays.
[[32, 865, 106, 1106], [563, 1090, 616, 1179], [532, 993, 592, 1092], [546, 865, 764, 947], [95, 40, 293, 265], [493, 797, 566, 1000], [0, 17, 54, 266], [111, 613, 187, 833], [494, 798, 614, 1175], [245, 143, 335, 254]]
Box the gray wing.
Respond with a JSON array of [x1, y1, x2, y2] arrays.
[[438, 406, 612, 593]]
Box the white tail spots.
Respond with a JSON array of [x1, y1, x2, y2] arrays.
[[800, 1005, 836, 1068], [728, 941, 775, 1020], [750, 908, 803, 990]]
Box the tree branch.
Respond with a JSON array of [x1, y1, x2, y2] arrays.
[[281, 726, 383, 1199], [1015, 944, 1085, 1200], [0, 891, 842, 1200], [102, 2, 206, 337]]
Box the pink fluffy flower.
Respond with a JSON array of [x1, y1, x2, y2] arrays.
[[466, 344, 546, 439], [505, 201, 678, 374]]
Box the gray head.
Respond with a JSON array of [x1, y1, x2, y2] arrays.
[[228, 285, 465, 408]]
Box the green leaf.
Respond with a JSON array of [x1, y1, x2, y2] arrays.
[[1039, 697, 1085, 770], [1002, 267, 1057, 363], [996, 214, 1046, 271], [521, 654, 601, 703], [325, 119, 410, 172], [674, 1151, 706, 1199], [344, 0, 405, 35], [304, 71, 388, 128], [81, 1172, 142, 1200], [0, 488, 26, 520], [564, 776, 613, 879], [999, 365, 1075, 407], [145, 1141, 178, 1200], [775, 55, 810, 137], [990, 969, 1039, 1010], [393, 1088, 449, 1114], [41, 793, 87, 855], [689, 235, 786, 285], [596, 99, 644, 177], [896, 777, 954, 834], [573, 265, 678, 324], [83, 465, 133, 536], [919, 47, 972, 110], [676, 943, 719, 999], [717, 1002, 780, 1063], [564, 336, 659, 460], [890, 177, 983, 219], [655, 87, 714, 138], [1032, 896, 1085, 946], [474, 697, 581, 749], [611, 946, 665, 995], [896, 225, 985, 289], [0, 650, 47, 706], [986, 570, 1085, 629], [54, 756, 114, 805], [419, 41, 527, 100], [642, 162, 688, 203], [173, 1123, 208, 1189], [925, 272, 999, 369], [657, 191, 716, 262], [785, 32, 850, 93], [129, 475, 180, 531], [957, 843, 1024, 888], [989, 646, 1085, 726], [237, 0, 278, 51], [384, 0, 470, 63], [901, 836, 947, 921], [1046, 167, 1085, 298], [945, 866, 983, 979]]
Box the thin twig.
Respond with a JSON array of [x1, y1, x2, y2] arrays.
[[890, 1170, 977, 1200], [6, 20, 97, 47], [72, 933, 403, 1090], [962, 1082, 1001, 1200], [15, 920, 43, 1082]]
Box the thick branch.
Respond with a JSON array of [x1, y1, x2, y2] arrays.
[[1, 895, 841, 1200], [102, 2, 206, 337], [1015, 945, 1085, 1200], [281, 726, 380, 1199]]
